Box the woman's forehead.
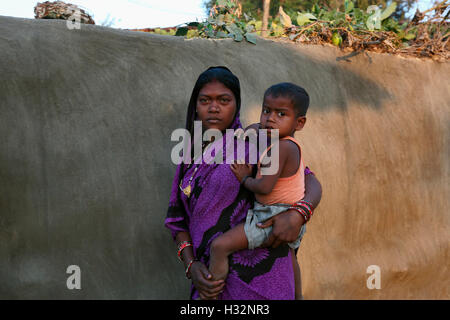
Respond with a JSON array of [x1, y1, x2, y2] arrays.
[[198, 80, 234, 96]]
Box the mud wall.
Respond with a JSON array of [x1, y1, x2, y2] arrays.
[[0, 16, 448, 299]]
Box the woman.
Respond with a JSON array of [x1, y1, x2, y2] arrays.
[[165, 66, 322, 300]]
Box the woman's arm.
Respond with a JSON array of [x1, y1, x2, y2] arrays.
[[302, 172, 323, 209], [176, 231, 195, 265], [258, 171, 322, 248]]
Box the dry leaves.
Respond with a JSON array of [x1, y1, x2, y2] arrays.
[[285, 2, 449, 62], [34, 1, 95, 25]]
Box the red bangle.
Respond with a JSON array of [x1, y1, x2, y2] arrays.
[[294, 201, 313, 218], [297, 200, 313, 211], [293, 207, 310, 222], [300, 205, 312, 219], [177, 241, 193, 261], [185, 259, 198, 279], [290, 205, 311, 222]]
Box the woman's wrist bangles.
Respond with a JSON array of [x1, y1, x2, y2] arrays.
[[177, 241, 197, 279], [185, 259, 198, 279], [289, 200, 314, 222], [177, 241, 193, 261]]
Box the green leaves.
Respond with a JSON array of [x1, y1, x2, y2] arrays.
[[279, 6, 292, 28], [226, 23, 243, 41], [397, 27, 417, 41], [216, 0, 228, 6], [344, 0, 354, 14], [380, 2, 397, 21], [366, 2, 397, 31], [312, 3, 321, 15], [167, 0, 416, 49], [225, 21, 256, 43], [175, 27, 188, 36], [173, 0, 257, 44], [209, 0, 256, 44], [244, 32, 257, 44], [270, 22, 285, 37], [215, 14, 226, 26], [332, 32, 342, 46], [215, 30, 228, 38], [297, 13, 317, 26]]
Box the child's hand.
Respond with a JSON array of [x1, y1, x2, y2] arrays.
[[230, 161, 253, 183]]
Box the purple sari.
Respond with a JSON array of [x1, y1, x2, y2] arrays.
[[165, 114, 295, 300]]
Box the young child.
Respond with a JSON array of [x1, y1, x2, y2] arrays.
[[209, 82, 311, 300]]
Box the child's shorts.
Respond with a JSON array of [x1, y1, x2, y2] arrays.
[[244, 201, 306, 250]]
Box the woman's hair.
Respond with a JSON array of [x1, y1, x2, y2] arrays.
[[185, 66, 241, 137]]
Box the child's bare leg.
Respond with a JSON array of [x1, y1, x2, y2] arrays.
[[209, 223, 248, 281], [291, 248, 304, 300]]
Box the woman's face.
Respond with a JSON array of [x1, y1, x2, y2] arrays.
[[196, 80, 237, 132]]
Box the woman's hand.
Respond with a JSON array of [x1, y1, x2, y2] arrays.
[[175, 232, 224, 299], [258, 210, 305, 248], [189, 261, 225, 300], [257, 171, 322, 248]]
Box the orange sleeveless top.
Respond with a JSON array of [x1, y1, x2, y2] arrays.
[[255, 136, 305, 205]]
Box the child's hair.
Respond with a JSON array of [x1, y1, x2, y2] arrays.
[[263, 82, 309, 117]]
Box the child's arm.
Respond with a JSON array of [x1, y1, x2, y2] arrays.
[[231, 140, 294, 195]]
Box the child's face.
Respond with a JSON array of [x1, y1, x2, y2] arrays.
[[260, 94, 306, 137]]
